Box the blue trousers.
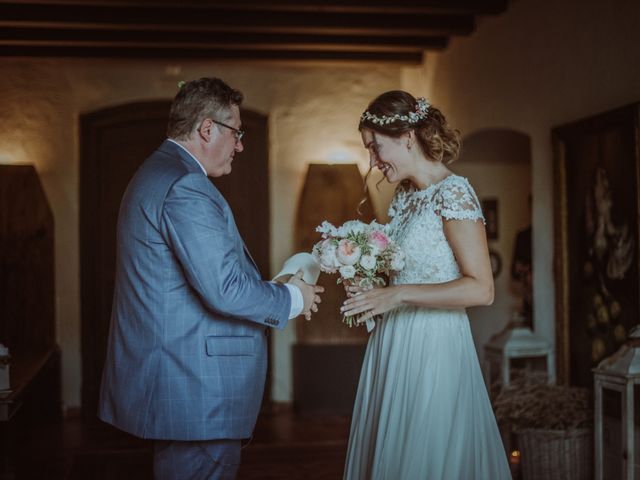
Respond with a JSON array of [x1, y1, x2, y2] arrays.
[[153, 439, 241, 480]]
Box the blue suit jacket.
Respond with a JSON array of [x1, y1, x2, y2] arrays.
[[99, 140, 291, 441]]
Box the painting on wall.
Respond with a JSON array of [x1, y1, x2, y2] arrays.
[[553, 102, 640, 387], [482, 198, 499, 240]]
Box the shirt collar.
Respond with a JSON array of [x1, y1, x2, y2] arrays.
[[167, 138, 207, 176]]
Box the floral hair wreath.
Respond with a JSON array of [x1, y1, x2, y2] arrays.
[[360, 97, 431, 126]]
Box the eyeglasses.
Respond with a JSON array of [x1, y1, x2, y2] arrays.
[[210, 119, 245, 143]]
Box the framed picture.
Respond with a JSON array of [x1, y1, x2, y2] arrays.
[[553, 102, 640, 387], [482, 198, 499, 240], [488, 249, 502, 278]]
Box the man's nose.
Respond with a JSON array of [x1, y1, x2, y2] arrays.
[[235, 139, 244, 153]]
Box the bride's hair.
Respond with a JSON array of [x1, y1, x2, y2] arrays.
[[359, 90, 461, 165], [356, 90, 461, 215]]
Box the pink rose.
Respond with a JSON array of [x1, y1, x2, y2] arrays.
[[336, 239, 361, 266], [368, 231, 390, 253]]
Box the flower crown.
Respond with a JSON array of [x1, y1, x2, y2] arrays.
[[360, 97, 431, 126]]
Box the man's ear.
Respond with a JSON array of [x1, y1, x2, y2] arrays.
[[198, 118, 213, 143]]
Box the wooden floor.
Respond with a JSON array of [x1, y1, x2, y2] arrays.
[[5, 407, 351, 479]]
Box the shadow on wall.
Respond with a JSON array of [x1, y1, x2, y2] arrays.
[[455, 128, 532, 364]]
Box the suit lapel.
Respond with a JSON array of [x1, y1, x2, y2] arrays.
[[214, 188, 261, 276]]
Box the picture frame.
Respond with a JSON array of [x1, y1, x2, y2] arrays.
[[553, 102, 640, 387], [482, 198, 499, 240], [488, 249, 502, 278]]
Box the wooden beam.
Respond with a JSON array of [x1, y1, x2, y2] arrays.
[[0, 44, 424, 63], [0, 0, 511, 61], [0, 0, 508, 15], [0, 3, 475, 36], [0, 27, 450, 51]]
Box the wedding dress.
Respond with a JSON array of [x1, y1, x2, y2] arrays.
[[343, 175, 511, 480]]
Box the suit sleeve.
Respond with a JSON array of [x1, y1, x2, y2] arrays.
[[161, 172, 292, 329]]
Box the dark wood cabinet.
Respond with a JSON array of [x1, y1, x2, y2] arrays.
[[0, 165, 62, 476]]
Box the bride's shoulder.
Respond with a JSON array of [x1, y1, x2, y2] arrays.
[[440, 173, 472, 189], [433, 174, 477, 198], [432, 175, 484, 221]]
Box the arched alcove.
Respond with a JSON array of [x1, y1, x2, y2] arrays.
[[460, 129, 532, 166], [456, 128, 532, 365]]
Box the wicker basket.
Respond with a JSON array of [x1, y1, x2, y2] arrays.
[[518, 428, 592, 480]]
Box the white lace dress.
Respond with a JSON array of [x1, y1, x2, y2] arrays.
[[343, 175, 511, 480]]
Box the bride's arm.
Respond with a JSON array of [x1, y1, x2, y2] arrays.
[[341, 219, 493, 319]]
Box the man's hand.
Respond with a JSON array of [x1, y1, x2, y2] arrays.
[[287, 270, 324, 320]]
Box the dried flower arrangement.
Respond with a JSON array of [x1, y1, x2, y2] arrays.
[[493, 370, 593, 431]]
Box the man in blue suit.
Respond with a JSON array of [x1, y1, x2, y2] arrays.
[[99, 77, 323, 479]]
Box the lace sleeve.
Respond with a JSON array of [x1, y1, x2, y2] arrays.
[[434, 176, 485, 223]]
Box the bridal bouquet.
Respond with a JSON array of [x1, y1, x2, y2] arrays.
[[312, 219, 405, 327]]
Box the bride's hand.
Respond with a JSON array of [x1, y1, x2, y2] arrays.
[[340, 285, 402, 321], [343, 276, 368, 298]]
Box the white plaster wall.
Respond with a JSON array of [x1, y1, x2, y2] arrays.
[[0, 58, 401, 408], [403, 0, 640, 364]]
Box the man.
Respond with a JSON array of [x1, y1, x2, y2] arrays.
[[99, 77, 323, 479]]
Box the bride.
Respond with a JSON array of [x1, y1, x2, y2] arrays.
[[341, 91, 511, 479]]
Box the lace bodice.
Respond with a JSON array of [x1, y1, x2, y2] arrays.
[[388, 174, 485, 285]]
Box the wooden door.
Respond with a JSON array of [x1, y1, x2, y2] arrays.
[[80, 101, 270, 419]]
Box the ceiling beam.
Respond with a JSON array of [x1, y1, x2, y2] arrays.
[[0, 45, 424, 63], [0, 0, 508, 15], [0, 0, 509, 62], [0, 27, 450, 51], [0, 4, 476, 36]]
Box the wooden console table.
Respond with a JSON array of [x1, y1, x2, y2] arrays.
[[0, 347, 62, 422]]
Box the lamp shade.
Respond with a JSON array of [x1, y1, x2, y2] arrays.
[[594, 325, 640, 378]]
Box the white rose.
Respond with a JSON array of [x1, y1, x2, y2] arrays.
[[338, 220, 367, 237], [315, 220, 338, 238], [339, 265, 357, 279], [389, 250, 405, 271], [391, 259, 405, 271], [315, 240, 339, 273], [359, 254, 377, 271]]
